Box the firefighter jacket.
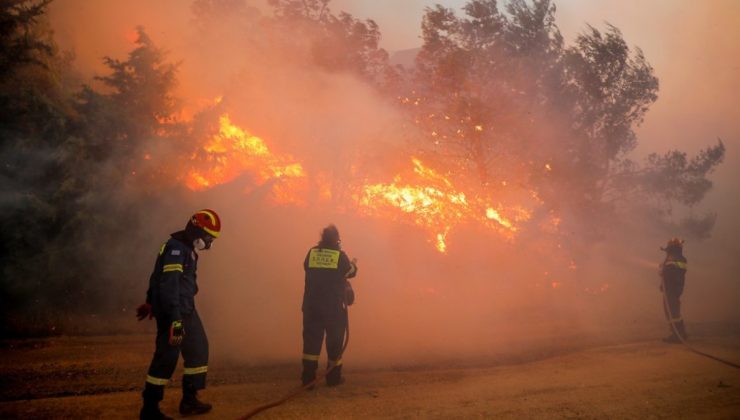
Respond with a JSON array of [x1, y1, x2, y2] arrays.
[[146, 231, 199, 321], [660, 254, 687, 296], [303, 245, 357, 307]]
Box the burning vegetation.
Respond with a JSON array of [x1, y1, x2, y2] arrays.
[[0, 0, 727, 337]]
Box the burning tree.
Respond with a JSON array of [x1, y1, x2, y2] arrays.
[[407, 0, 724, 240], [0, 0, 726, 336]]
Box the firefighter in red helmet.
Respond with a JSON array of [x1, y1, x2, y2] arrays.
[[136, 209, 221, 419], [301, 224, 357, 387], [659, 237, 688, 343]]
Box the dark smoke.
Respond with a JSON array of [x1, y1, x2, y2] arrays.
[[1, 1, 735, 368]]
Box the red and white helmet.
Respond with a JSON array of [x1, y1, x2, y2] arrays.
[[190, 209, 221, 238]]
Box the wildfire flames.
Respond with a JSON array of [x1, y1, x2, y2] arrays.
[[184, 113, 538, 253], [357, 158, 532, 252], [186, 115, 305, 191]]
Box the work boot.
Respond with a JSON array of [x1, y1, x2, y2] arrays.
[[301, 366, 317, 389], [179, 393, 212, 416], [139, 403, 173, 420], [326, 377, 346, 387], [326, 362, 343, 386]]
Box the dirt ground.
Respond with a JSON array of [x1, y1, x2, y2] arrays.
[[1, 332, 739, 419]]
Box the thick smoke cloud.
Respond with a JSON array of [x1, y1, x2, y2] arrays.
[[38, 0, 739, 366]]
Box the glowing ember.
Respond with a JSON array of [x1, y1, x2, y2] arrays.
[[357, 157, 532, 252], [186, 114, 305, 192], [485, 207, 515, 231]]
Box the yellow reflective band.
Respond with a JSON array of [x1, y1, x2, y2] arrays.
[[308, 248, 340, 269], [302, 353, 320, 361], [666, 261, 687, 270], [146, 375, 170, 386], [183, 366, 208, 375], [330, 359, 343, 366], [159, 242, 166, 256], [163, 263, 183, 273], [202, 226, 219, 238]]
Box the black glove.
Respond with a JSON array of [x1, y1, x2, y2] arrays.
[[136, 303, 153, 321], [168, 320, 184, 346]]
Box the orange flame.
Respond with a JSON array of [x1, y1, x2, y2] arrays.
[[186, 114, 305, 192], [182, 113, 551, 254], [357, 158, 532, 252]]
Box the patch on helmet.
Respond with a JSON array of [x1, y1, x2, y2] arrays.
[[171, 249, 181, 256]]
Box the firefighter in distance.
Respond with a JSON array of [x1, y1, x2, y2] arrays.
[[659, 237, 688, 343], [136, 209, 221, 419]]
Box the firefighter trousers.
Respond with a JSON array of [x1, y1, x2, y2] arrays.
[[302, 303, 347, 385], [663, 289, 687, 339], [143, 310, 209, 403]]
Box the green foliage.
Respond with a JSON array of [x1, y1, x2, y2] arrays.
[[563, 24, 658, 160], [75, 27, 180, 165], [1, 18, 184, 335], [641, 140, 725, 207], [268, 0, 396, 87], [0, 0, 53, 77]]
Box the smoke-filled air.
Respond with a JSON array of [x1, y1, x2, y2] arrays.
[[2, 0, 739, 408]]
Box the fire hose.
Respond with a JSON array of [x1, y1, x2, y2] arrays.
[[660, 277, 740, 370], [238, 307, 351, 419]]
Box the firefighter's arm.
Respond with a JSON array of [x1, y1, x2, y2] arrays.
[[158, 248, 186, 322], [340, 252, 358, 279], [137, 247, 165, 321], [136, 272, 157, 321]]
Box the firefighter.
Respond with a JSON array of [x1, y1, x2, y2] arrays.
[[659, 237, 688, 343], [135, 209, 221, 420], [301, 224, 358, 387]]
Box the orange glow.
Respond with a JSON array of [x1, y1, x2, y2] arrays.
[[357, 158, 532, 252], [124, 28, 138, 44], [186, 114, 305, 194]]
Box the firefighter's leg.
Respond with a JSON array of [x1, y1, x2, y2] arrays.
[[142, 318, 180, 418], [302, 306, 324, 385], [325, 305, 347, 386], [671, 295, 687, 339], [179, 310, 212, 415], [664, 291, 685, 341]]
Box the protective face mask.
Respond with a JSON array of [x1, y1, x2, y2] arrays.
[[193, 238, 207, 251]]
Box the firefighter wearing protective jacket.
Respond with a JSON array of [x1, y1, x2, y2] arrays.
[[659, 237, 688, 343], [136, 209, 221, 420], [302, 224, 357, 387]]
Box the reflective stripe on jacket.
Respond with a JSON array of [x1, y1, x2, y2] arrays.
[[146, 233, 198, 320]]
